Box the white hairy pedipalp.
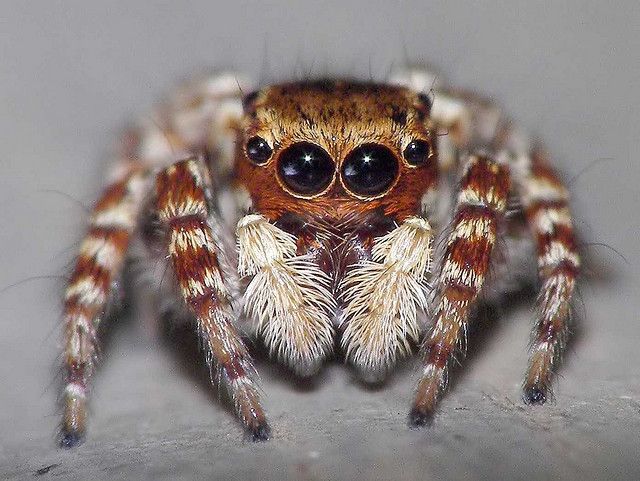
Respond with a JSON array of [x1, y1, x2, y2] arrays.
[[236, 214, 336, 376], [339, 216, 433, 381]]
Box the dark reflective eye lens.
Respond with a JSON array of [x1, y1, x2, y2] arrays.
[[341, 143, 398, 196], [403, 140, 430, 166], [417, 93, 432, 112], [245, 136, 272, 164], [277, 142, 335, 195]]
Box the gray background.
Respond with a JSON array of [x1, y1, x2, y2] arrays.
[[1, 1, 639, 480]]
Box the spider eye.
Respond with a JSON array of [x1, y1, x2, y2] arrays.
[[245, 136, 273, 164], [277, 142, 335, 195], [341, 144, 399, 196], [417, 92, 432, 112], [403, 140, 431, 166]]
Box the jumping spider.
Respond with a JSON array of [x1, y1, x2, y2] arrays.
[[59, 67, 579, 447]]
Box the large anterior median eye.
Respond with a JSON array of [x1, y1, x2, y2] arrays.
[[341, 143, 399, 196], [277, 142, 335, 195]]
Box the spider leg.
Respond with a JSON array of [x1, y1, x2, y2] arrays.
[[60, 162, 150, 448], [513, 147, 580, 404], [390, 66, 503, 173], [155, 157, 269, 440], [59, 72, 251, 448], [396, 65, 580, 409], [410, 152, 510, 425]]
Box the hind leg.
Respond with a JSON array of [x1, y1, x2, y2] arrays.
[[60, 162, 150, 447], [513, 148, 580, 403]]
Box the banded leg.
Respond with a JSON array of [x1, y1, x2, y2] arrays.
[[410, 153, 510, 425], [60, 163, 149, 447], [394, 66, 579, 408], [155, 158, 269, 440], [516, 149, 579, 403]]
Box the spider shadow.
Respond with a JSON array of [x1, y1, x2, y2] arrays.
[[345, 353, 418, 392], [255, 345, 417, 394], [157, 314, 239, 419], [250, 342, 333, 393], [443, 282, 586, 400], [157, 313, 414, 407], [157, 313, 335, 423], [154, 262, 603, 418]]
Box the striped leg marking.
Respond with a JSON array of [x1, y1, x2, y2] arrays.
[[410, 153, 510, 425], [155, 158, 269, 440], [517, 150, 579, 404], [61, 166, 149, 448]]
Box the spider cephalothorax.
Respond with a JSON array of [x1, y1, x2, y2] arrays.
[[235, 81, 437, 216], [234, 81, 438, 379], [58, 68, 579, 447]]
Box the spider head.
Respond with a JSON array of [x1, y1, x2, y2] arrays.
[[234, 80, 438, 222]]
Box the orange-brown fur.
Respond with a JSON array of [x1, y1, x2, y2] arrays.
[[234, 81, 437, 222], [57, 69, 581, 447]]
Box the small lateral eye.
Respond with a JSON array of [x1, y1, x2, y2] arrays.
[[403, 140, 431, 166], [417, 92, 432, 112], [245, 136, 273, 164]]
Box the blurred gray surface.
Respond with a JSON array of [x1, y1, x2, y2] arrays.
[[1, 1, 639, 480]]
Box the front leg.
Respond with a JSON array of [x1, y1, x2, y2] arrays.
[[155, 157, 269, 440], [410, 152, 510, 425]]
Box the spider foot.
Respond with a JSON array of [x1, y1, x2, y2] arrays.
[[249, 422, 271, 442], [408, 407, 435, 428], [59, 429, 84, 449], [523, 385, 548, 405]]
